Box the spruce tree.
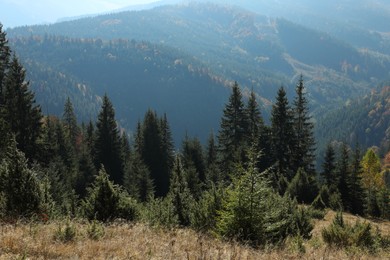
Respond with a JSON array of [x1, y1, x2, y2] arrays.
[[83, 166, 121, 222], [292, 75, 316, 175], [348, 145, 365, 215], [169, 155, 194, 226], [94, 94, 123, 185], [0, 23, 10, 102], [139, 110, 170, 197], [245, 89, 264, 146], [336, 143, 350, 210], [62, 97, 79, 149], [182, 135, 206, 183], [270, 86, 294, 181], [0, 137, 42, 218], [321, 143, 337, 187], [2, 55, 42, 161], [218, 82, 248, 177]]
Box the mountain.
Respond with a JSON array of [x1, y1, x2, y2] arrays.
[[315, 83, 390, 156], [8, 3, 390, 106], [5, 2, 390, 146], [11, 35, 229, 143]]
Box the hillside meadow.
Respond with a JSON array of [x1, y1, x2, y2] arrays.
[[0, 210, 389, 259]]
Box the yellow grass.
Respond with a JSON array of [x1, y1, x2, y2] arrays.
[[0, 211, 389, 259]]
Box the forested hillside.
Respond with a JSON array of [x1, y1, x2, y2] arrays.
[[10, 35, 230, 143], [8, 3, 390, 104], [316, 84, 390, 156]]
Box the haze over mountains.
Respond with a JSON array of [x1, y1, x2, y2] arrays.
[[3, 0, 390, 150]]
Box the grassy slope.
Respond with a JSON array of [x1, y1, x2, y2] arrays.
[[0, 210, 389, 259]]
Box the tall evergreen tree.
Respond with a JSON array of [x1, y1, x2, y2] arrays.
[[218, 82, 248, 176], [292, 75, 316, 175], [336, 143, 350, 210], [245, 89, 264, 146], [0, 137, 42, 218], [182, 134, 206, 183], [321, 142, 337, 187], [0, 23, 10, 102], [2, 55, 42, 161], [270, 86, 294, 181], [169, 155, 194, 226], [348, 144, 365, 215], [62, 97, 79, 149], [94, 94, 123, 185], [139, 110, 170, 197]]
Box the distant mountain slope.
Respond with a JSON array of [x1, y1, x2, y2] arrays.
[[10, 36, 230, 143], [8, 3, 390, 110], [316, 83, 390, 155]]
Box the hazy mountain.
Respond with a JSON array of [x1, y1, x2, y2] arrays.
[[11, 36, 229, 143], [316, 83, 390, 156], [8, 3, 390, 105], [5, 2, 390, 145]]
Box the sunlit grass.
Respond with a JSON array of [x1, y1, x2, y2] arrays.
[[0, 211, 389, 259]]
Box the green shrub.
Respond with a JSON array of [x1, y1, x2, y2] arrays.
[[54, 220, 77, 243], [87, 220, 105, 240], [307, 207, 326, 220], [141, 195, 178, 228], [321, 212, 382, 251]]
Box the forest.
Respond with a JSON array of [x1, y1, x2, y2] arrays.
[[0, 21, 389, 258]]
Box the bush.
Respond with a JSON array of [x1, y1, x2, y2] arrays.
[[321, 212, 384, 251], [216, 157, 313, 247], [87, 219, 105, 240], [190, 184, 224, 232], [140, 195, 178, 228], [307, 207, 326, 220], [54, 219, 77, 243]]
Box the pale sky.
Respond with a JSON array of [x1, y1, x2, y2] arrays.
[[0, 0, 159, 28]]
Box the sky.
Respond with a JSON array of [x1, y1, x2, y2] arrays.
[[0, 0, 159, 28]]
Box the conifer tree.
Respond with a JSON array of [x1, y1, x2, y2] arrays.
[[0, 23, 10, 102], [245, 89, 264, 147], [2, 55, 42, 161], [270, 86, 294, 181], [62, 97, 79, 149], [83, 166, 121, 222], [218, 82, 248, 176], [206, 131, 217, 168], [336, 143, 350, 210], [292, 75, 316, 175], [321, 143, 337, 187], [0, 137, 42, 218], [169, 155, 194, 226], [348, 145, 365, 215], [139, 110, 170, 197], [94, 94, 123, 185], [182, 135, 206, 183]]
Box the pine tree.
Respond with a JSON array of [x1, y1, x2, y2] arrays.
[[83, 166, 121, 222], [336, 143, 350, 210], [182, 134, 206, 183], [321, 143, 337, 187], [2, 55, 42, 161], [218, 82, 248, 177], [245, 89, 264, 147], [139, 110, 170, 197], [270, 86, 294, 181], [292, 75, 316, 175], [348, 145, 365, 215], [169, 155, 194, 226], [0, 23, 10, 102], [94, 94, 123, 185], [62, 97, 79, 149], [0, 137, 42, 218]]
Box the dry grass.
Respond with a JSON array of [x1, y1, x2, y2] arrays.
[[0, 211, 389, 260]]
